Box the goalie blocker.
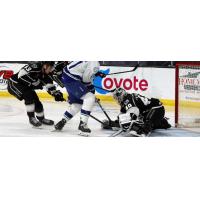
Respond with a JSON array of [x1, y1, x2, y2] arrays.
[[102, 88, 171, 136]]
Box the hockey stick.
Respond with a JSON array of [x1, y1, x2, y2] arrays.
[[106, 64, 139, 76], [93, 64, 139, 92], [96, 99, 113, 123], [89, 114, 105, 125], [109, 129, 124, 137], [109, 120, 139, 137], [89, 114, 120, 131]]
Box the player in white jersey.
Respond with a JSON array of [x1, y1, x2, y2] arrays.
[[54, 61, 105, 136]]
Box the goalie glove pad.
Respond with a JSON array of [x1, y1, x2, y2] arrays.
[[118, 113, 134, 131], [95, 71, 106, 78], [52, 90, 65, 102]]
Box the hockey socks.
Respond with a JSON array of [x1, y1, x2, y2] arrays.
[[80, 109, 91, 124]]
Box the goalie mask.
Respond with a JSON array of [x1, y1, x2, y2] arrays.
[[113, 87, 127, 104]]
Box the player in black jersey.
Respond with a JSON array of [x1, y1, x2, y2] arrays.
[[102, 88, 171, 136], [7, 61, 65, 127]]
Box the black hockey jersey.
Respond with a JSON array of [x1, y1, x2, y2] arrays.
[[120, 93, 162, 115], [10, 62, 56, 91]]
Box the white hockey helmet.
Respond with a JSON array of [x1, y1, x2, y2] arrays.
[[113, 87, 127, 104]]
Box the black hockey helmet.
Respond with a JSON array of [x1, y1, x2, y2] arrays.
[[113, 87, 127, 104]]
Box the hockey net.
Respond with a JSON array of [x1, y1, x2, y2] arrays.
[[175, 63, 200, 128]]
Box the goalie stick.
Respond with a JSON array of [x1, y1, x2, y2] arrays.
[[109, 129, 124, 137], [109, 120, 135, 137]]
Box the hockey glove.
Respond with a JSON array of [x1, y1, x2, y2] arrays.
[[95, 71, 106, 78], [95, 98, 100, 103], [52, 91, 65, 102], [86, 84, 95, 94]]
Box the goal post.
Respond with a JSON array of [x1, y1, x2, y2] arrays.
[[175, 62, 200, 128]]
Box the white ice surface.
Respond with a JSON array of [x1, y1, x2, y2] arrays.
[[0, 98, 200, 137]]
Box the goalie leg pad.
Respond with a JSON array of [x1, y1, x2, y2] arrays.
[[153, 117, 171, 129]]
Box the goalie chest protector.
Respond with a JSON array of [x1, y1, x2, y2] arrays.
[[120, 93, 161, 114]]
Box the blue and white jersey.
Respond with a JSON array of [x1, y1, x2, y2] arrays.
[[63, 61, 100, 83]]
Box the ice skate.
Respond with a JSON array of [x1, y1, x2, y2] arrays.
[[37, 117, 54, 125], [29, 117, 42, 127], [78, 121, 91, 137], [54, 119, 67, 131]]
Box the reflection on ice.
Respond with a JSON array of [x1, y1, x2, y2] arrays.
[[0, 98, 199, 137]]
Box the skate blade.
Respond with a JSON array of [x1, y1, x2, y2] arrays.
[[79, 131, 90, 137], [32, 126, 43, 129], [51, 129, 62, 133], [42, 123, 54, 126]]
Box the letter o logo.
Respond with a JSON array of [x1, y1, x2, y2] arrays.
[[123, 79, 132, 90], [104, 78, 113, 89]]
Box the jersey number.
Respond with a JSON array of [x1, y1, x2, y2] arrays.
[[24, 65, 32, 72], [126, 103, 133, 110]]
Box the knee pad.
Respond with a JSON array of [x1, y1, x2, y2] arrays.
[[69, 104, 82, 116]]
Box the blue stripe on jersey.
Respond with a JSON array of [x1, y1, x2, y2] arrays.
[[68, 61, 83, 69]]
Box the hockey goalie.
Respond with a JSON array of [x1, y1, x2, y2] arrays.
[[102, 88, 171, 136]]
